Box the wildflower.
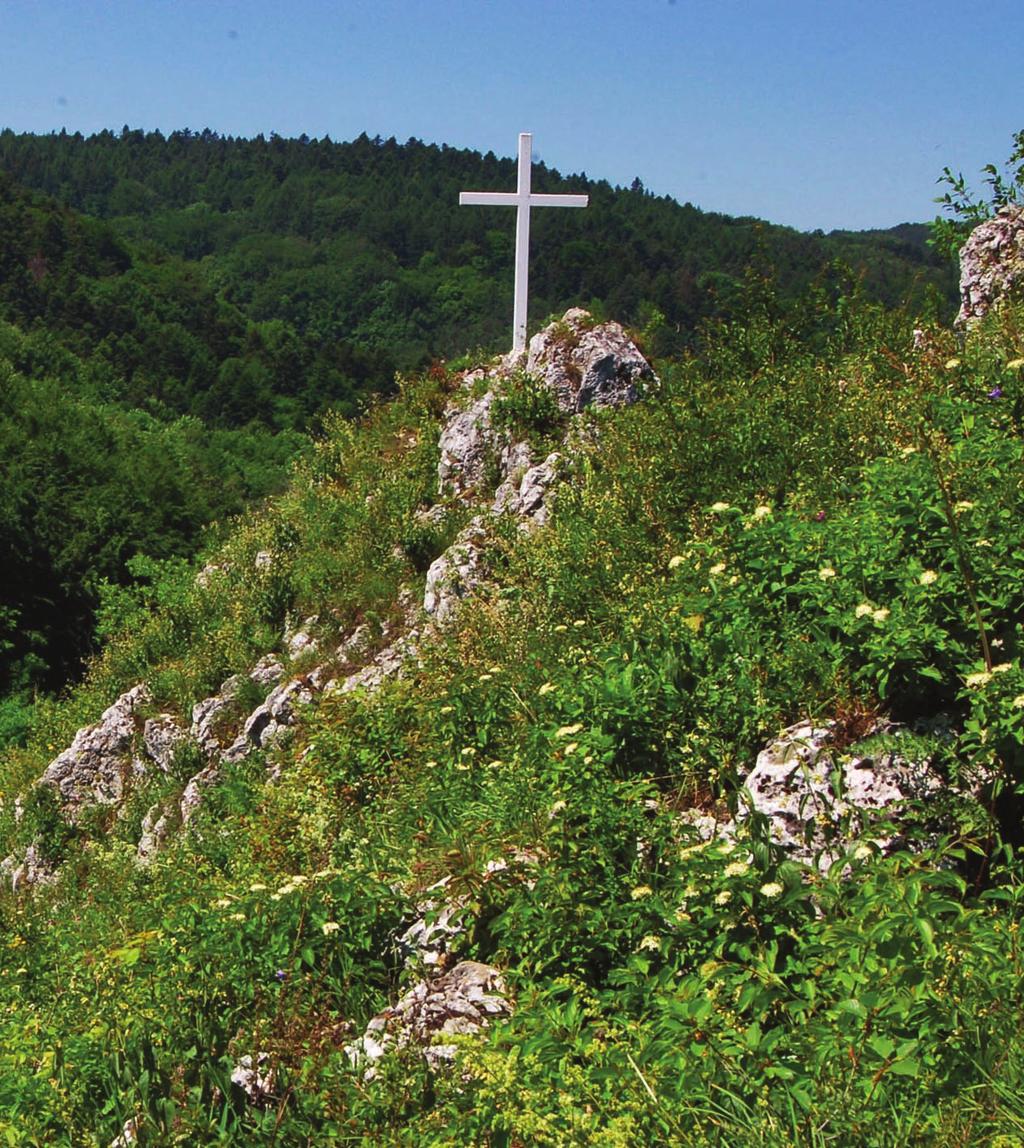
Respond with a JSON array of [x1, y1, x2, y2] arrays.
[[759, 881, 784, 899], [425, 760, 438, 769], [439, 705, 455, 715], [573, 619, 586, 628], [248, 882, 268, 893], [919, 569, 938, 585], [228, 912, 246, 922], [989, 386, 1004, 399], [1012, 695, 1024, 709], [488, 665, 502, 674], [487, 759, 502, 769], [478, 673, 493, 682], [1008, 358, 1024, 371], [289, 875, 308, 886], [630, 885, 653, 900], [954, 501, 974, 513], [900, 445, 918, 456], [549, 800, 567, 817], [992, 662, 1014, 674], [855, 603, 874, 618], [563, 742, 579, 754], [853, 844, 873, 862], [538, 682, 557, 695], [710, 501, 731, 513], [714, 890, 732, 906], [668, 555, 686, 569], [752, 505, 772, 520], [274, 970, 287, 982], [214, 898, 232, 909], [945, 357, 961, 369], [814, 510, 827, 522], [818, 566, 836, 580], [321, 921, 341, 936], [554, 624, 568, 633], [638, 935, 661, 952], [724, 861, 749, 878], [965, 671, 993, 688], [872, 608, 890, 623], [976, 538, 992, 547], [556, 723, 584, 738], [709, 562, 727, 576], [276, 883, 297, 896]]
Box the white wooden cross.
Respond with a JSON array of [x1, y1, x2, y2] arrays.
[[460, 132, 588, 353]]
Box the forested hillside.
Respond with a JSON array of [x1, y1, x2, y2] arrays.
[[1, 128, 956, 385], [0, 130, 958, 714]]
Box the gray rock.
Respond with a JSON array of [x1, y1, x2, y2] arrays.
[[136, 803, 173, 864], [141, 715, 187, 774], [423, 519, 488, 622], [180, 764, 221, 825], [41, 685, 150, 811], [437, 390, 498, 497], [346, 961, 511, 1076], [191, 675, 243, 754], [523, 307, 654, 413], [738, 721, 943, 868], [957, 203, 1024, 327], [1, 842, 57, 892], [249, 655, 285, 689], [222, 677, 317, 762], [285, 617, 319, 660]]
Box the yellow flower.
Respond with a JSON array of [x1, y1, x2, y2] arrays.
[[321, 921, 341, 935], [638, 935, 661, 952], [554, 624, 568, 633], [668, 554, 686, 569], [752, 504, 772, 519], [714, 890, 732, 906], [248, 882, 268, 893], [460, 746, 477, 756], [630, 885, 653, 900], [439, 705, 455, 715], [992, 662, 1014, 674], [855, 603, 874, 618], [954, 501, 974, 513], [1012, 695, 1024, 709], [965, 671, 993, 688], [709, 562, 727, 576], [919, 569, 938, 585], [724, 861, 749, 878], [710, 501, 731, 513], [556, 723, 584, 738], [818, 566, 836, 581], [944, 357, 961, 369], [538, 682, 557, 696], [759, 881, 784, 899], [563, 742, 579, 754], [872, 608, 890, 623], [1007, 357, 1024, 371]]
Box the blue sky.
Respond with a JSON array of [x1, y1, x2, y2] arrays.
[[0, 0, 1021, 232]]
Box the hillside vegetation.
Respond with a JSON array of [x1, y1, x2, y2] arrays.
[[0, 130, 957, 728], [2, 267, 1024, 1142]]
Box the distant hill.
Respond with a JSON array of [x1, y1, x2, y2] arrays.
[[0, 129, 957, 393]]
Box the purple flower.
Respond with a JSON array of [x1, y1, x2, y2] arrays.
[[274, 969, 287, 982], [814, 510, 827, 522], [989, 386, 1003, 399]]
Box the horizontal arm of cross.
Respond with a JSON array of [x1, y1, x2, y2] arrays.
[[459, 191, 588, 208]]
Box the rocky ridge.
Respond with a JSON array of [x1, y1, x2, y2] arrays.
[[957, 203, 1024, 327]]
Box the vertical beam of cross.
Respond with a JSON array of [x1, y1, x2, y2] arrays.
[[460, 132, 588, 353]]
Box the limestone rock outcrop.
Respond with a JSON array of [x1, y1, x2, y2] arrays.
[[736, 721, 946, 868], [41, 685, 152, 812], [957, 203, 1024, 327], [522, 306, 654, 412], [346, 961, 511, 1075]]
